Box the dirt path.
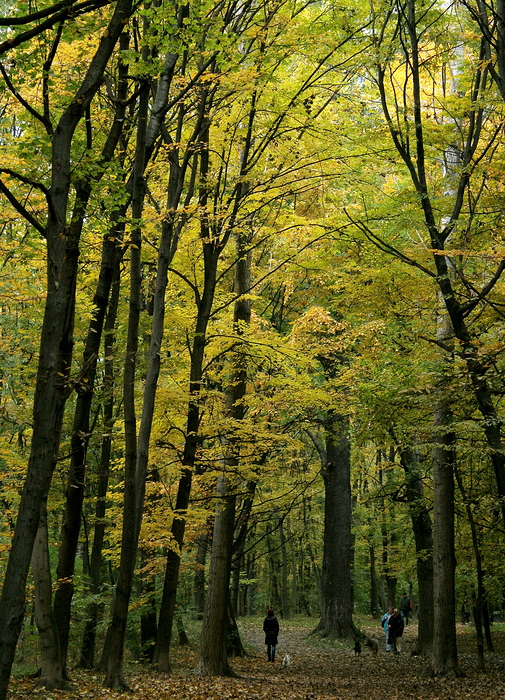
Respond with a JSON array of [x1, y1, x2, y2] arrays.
[[7, 619, 505, 700]]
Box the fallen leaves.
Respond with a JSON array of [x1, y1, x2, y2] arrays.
[[8, 620, 505, 700]]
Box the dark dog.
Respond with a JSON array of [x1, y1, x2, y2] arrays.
[[353, 640, 362, 657], [365, 638, 378, 655]]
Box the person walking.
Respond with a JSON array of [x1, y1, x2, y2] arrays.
[[381, 606, 394, 652], [461, 599, 471, 624], [400, 593, 411, 625], [263, 608, 279, 662], [388, 609, 404, 654]]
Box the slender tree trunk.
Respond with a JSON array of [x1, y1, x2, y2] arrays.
[[194, 207, 251, 676], [369, 544, 381, 620], [231, 479, 257, 617], [245, 552, 257, 616], [278, 515, 290, 619], [303, 498, 321, 615], [80, 271, 120, 668], [102, 74, 149, 689], [194, 475, 238, 676], [287, 518, 298, 616], [231, 552, 242, 618], [152, 103, 220, 672], [455, 465, 487, 669], [193, 528, 210, 619], [400, 447, 434, 655], [482, 601, 494, 652], [430, 393, 461, 677], [140, 579, 158, 660]]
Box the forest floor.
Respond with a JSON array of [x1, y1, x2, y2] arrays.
[[8, 617, 505, 700]]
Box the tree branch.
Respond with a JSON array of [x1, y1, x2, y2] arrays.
[[0, 62, 52, 133], [460, 259, 505, 315], [0, 180, 46, 236], [0, 0, 102, 26], [0, 0, 110, 55], [344, 209, 436, 278]]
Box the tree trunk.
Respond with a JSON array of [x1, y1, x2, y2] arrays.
[[314, 412, 353, 638], [193, 528, 210, 619], [287, 518, 298, 616], [455, 464, 487, 669], [230, 551, 242, 618], [80, 272, 120, 668], [31, 501, 70, 691], [102, 75, 149, 689], [245, 549, 257, 615], [226, 601, 246, 657], [152, 104, 220, 672], [400, 447, 434, 655], [369, 544, 381, 620], [194, 201, 251, 677], [430, 397, 461, 677], [303, 497, 321, 615], [231, 479, 257, 617], [0, 4, 133, 698], [194, 476, 238, 676], [278, 515, 290, 619]]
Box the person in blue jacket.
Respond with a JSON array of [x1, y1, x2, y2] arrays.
[[381, 606, 394, 652], [263, 608, 279, 662]]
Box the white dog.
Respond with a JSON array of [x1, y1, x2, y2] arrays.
[[282, 653, 291, 668]]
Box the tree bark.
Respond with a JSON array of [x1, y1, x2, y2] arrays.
[[278, 514, 290, 619], [400, 447, 434, 656], [80, 270, 120, 668], [31, 501, 70, 690], [313, 412, 354, 639], [193, 528, 210, 618], [194, 202, 251, 676], [430, 397, 461, 677], [194, 476, 238, 677], [102, 72, 149, 689]]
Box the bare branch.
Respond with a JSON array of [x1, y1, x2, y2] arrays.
[[0, 0, 104, 25], [344, 209, 436, 278], [0, 0, 110, 55], [0, 180, 46, 236], [0, 62, 52, 133]]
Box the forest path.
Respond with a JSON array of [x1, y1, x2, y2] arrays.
[[8, 618, 505, 700]]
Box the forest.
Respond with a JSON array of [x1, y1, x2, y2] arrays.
[[0, 0, 505, 697]]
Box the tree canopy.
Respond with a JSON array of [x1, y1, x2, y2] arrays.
[[1, 0, 505, 694]]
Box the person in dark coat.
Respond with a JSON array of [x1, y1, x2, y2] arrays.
[[400, 593, 411, 625], [387, 609, 404, 654], [263, 608, 279, 662], [461, 598, 471, 624]]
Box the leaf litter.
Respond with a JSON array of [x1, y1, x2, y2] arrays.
[[7, 620, 505, 700]]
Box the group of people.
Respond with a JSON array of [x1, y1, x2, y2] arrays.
[[264, 595, 414, 661], [381, 593, 411, 653]]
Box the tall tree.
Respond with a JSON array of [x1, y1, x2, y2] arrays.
[[194, 224, 252, 676], [0, 2, 134, 697]]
